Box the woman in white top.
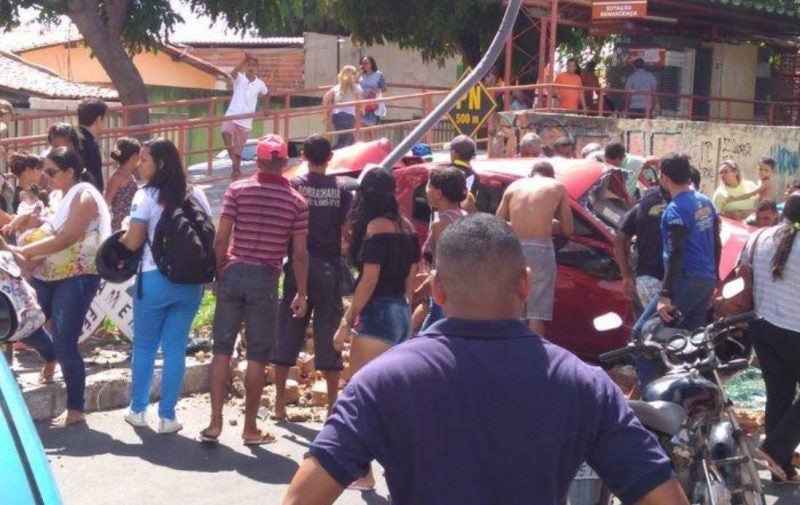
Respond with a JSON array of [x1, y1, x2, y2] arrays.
[[8, 147, 110, 427], [323, 65, 363, 150], [745, 193, 800, 483], [119, 138, 212, 434]]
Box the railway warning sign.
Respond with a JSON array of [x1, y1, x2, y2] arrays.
[[446, 68, 497, 138]]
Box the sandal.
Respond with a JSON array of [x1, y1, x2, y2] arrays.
[[242, 432, 276, 446], [198, 428, 220, 444]]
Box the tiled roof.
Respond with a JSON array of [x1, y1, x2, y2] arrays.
[[0, 25, 77, 53], [0, 50, 118, 100]]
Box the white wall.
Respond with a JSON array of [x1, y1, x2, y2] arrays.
[[303, 32, 459, 120]]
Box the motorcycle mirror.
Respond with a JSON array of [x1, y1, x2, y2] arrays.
[[721, 277, 745, 299], [593, 312, 623, 332]]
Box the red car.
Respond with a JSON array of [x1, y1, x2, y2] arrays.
[[392, 157, 753, 361]]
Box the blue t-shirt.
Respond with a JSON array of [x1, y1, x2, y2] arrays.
[[309, 319, 673, 505], [661, 190, 718, 280]]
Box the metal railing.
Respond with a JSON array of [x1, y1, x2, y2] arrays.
[[2, 80, 798, 184]]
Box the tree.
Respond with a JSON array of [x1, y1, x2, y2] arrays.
[[325, 0, 505, 67], [0, 0, 305, 124]]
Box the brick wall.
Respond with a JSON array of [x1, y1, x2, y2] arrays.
[[186, 47, 305, 91]]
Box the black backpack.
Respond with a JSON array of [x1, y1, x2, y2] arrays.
[[151, 194, 216, 285]]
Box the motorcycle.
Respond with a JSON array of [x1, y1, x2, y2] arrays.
[[590, 308, 766, 505]]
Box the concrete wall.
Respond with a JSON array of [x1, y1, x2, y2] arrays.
[[495, 111, 799, 198], [303, 32, 458, 120], [706, 42, 758, 122]]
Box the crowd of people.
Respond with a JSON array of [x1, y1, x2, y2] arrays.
[[2, 58, 800, 502]]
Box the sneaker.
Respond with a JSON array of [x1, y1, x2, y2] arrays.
[[158, 417, 183, 434], [124, 410, 148, 428]]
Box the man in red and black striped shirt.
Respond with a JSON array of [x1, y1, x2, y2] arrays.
[[200, 134, 309, 446]]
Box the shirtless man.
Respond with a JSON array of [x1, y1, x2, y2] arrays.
[[496, 163, 573, 335]]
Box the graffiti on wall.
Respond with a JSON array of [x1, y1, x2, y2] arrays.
[[491, 111, 800, 198], [769, 145, 800, 176]]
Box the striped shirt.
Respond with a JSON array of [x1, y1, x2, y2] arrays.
[[221, 172, 308, 272], [747, 225, 800, 333]]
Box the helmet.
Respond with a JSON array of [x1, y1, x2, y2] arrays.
[[95, 230, 142, 283]]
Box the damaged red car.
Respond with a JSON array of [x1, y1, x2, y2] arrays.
[[392, 157, 753, 361]]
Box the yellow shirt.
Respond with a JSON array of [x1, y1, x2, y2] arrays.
[[713, 180, 757, 214]]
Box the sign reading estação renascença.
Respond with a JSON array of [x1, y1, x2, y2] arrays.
[[592, 0, 647, 19]]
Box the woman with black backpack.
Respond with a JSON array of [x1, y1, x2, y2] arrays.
[[119, 138, 214, 434]]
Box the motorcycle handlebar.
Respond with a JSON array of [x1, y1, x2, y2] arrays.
[[716, 358, 751, 374], [710, 312, 758, 330], [599, 345, 634, 364]]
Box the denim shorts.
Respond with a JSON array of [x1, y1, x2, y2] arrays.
[[356, 295, 411, 345], [212, 262, 278, 363]]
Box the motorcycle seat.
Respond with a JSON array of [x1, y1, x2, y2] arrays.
[[628, 400, 684, 436]]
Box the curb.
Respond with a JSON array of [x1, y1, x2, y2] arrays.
[[22, 359, 210, 421]]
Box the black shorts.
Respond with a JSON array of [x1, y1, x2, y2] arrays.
[[273, 257, 344, 371], [212, 263, 279, 363]]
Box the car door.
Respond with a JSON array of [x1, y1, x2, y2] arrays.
[[549, 205, 633, 361]]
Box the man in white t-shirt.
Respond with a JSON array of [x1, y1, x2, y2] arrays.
[[222, 52, 269, 180]]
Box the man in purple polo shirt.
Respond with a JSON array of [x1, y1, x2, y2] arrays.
[[283, 214, 688, 505]]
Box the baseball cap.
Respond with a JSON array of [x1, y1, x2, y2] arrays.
[[257, 134, 288, 160], [450, 135, 476, 160], [412, 143, 433, 161]]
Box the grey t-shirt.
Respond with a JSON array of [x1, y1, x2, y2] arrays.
[[625, 69, 658, 109]]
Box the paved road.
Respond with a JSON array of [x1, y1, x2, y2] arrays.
[[37, 395, 800, 505], [38, 395, 390, 505]]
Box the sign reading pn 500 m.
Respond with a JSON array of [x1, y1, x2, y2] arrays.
[[446, 67, 498, 138]]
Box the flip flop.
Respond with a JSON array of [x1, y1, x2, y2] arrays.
[[754, 448, 788, 482], [198, 429, 220, 444], [242, 433, 276, 446]]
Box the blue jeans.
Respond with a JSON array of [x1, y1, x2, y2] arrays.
[[332, 112, 355, 149], [632, 273, 717, 389], [131, 270, 202, 419], [28, 274, 101, 412]]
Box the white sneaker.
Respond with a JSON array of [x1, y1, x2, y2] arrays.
[[124, 410, 148, 428], [158, 417, 183, 434]]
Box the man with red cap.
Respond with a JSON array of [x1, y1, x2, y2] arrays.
[[200, 134, 309, 445]]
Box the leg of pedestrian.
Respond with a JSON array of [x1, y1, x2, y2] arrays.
[[156, 283, 202, 433], [200, 268, 246, 443], [128, 273, 168, 427], [241, 265, 278, 444], [48, 275, 100, 427]]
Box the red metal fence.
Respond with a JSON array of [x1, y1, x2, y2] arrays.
[[2, 81, 798, 183]]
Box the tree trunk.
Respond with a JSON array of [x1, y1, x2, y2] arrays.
[[67, 6, 150, 127]]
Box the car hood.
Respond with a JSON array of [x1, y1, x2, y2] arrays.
[[284, 139, 393, 179], [471, 157, 607, 201]]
